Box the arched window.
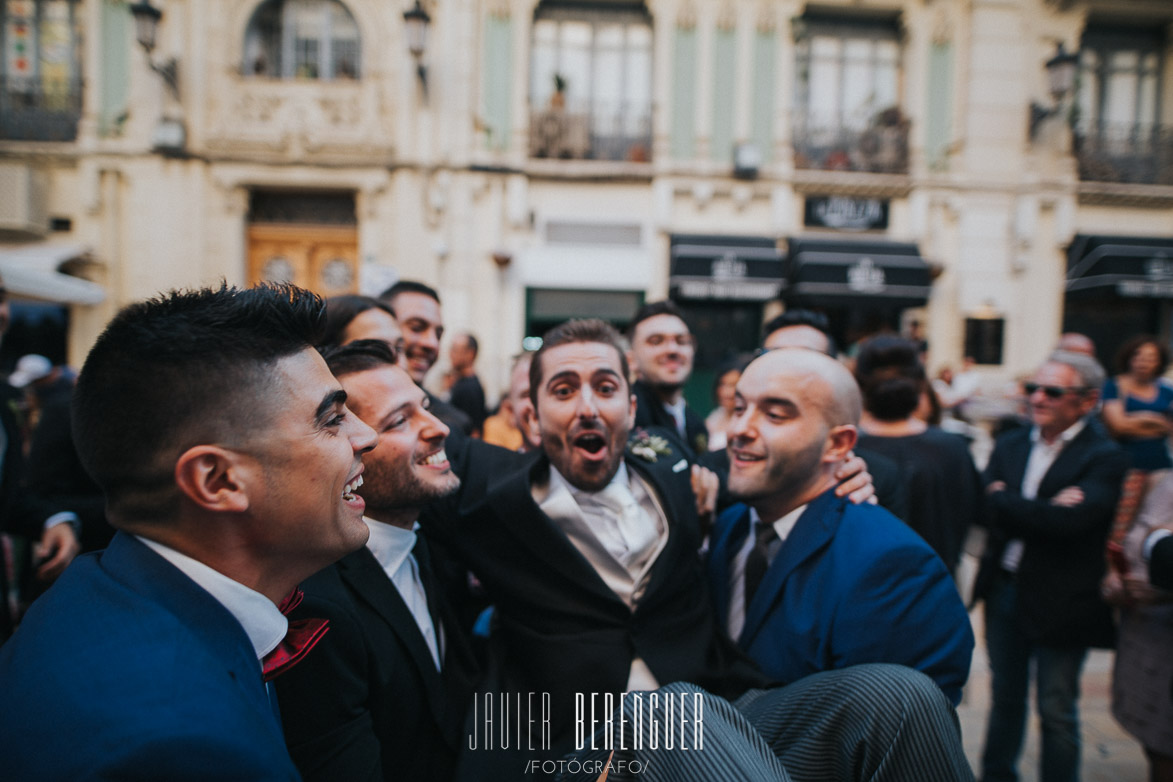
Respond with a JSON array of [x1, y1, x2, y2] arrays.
[[243, 0, 360, 80]]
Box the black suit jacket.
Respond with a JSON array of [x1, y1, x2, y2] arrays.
[[632, 380, 709, 456], [23, 394, 112, 553], [973, 420, 1128, 648], [276, 542, 478, 782], [1, 394, 59, 640], [423, 433, 769, 751]]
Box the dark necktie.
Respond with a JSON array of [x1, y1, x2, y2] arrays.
[[743, 520, 778, 614], [261, 587, 329, 682]]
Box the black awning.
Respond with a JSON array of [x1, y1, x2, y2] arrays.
[[785, 238, 932, 308], [1066, 234, 1173, 298], [669, 234, 785, 302]]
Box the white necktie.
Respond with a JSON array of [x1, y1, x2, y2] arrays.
[[596, 481, 658, 573]]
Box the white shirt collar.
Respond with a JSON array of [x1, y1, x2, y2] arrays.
[[363, 517, 419, 575], [551, 462, 631, 506], [748, 503, 809, 544], [1031, 417, 1087, 447], [135, 536, 287, 661]]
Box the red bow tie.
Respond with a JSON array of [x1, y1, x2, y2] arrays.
[[261, 587, 329, 682]]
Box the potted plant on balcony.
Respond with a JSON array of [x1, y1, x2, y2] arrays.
[[856, 106, 909, 173], [550, 73, 567, 110]]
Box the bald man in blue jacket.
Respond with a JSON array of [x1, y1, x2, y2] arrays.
[[708, 349, 973, 704]]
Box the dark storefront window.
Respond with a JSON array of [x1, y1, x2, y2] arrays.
[[964, 317, 1004, 366], [675, 301, 763, 416]]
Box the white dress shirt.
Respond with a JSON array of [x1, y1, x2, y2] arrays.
[[662, 399, 688, 439], [1001, 419, 1087, 573], [135, 536, 286, 664], [726, 504, 808, 640], [363, 518, 442, 670], [537, 463, 670, 692]]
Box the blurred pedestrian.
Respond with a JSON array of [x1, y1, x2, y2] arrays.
[[854, 336, 983, 575], [1101, 334, 1173, 474], [1102, 472, 1173, 782], [447, 332, 487, 436], [705, 358, 745, 452], [972, 350, 1128, 782]]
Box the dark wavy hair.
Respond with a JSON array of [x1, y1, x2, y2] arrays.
[[1113, 334, 1170, 377], [73, 282, 326, 523], [320, 294, 397, 349], [321, 338, 399, 377], [530, 319, 629, 406], [854, 335, 925, 422]]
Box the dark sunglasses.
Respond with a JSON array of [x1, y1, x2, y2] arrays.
[[1023, 382, 1088, 399]]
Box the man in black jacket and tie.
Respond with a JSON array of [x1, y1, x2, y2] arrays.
[[628, 300, 710, 456], [276, 341, 478, 782]]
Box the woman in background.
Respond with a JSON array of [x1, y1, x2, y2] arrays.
[[705, 358, 745, 452], [1103, 472, 1173, 782], [1102, 334, 1173, 473], [320, 294, 404, 351]]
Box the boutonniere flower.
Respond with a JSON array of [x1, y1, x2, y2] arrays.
[[628, 428, 672, 463]]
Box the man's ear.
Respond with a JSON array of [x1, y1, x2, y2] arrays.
[[823, 425, 858, 463], [174, 445, 251, 513], [525, 403, 542, 447], [627, 392, 638, 429]]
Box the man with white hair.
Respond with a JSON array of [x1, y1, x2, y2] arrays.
[[973, 350, 1128, 782]]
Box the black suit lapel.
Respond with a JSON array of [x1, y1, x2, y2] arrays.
[[626, 451, 697, 600], [337, 547, 446, 716], [1002, 431, 1033, 491]]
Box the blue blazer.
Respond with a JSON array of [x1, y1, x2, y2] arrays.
[[0, 532, 300, 781], [709, 490, 974, 705]]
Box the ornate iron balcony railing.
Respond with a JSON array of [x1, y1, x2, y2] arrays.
[[0, 76, 82, 142]]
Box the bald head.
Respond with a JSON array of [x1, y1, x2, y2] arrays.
[[1056, 333, 1095, 357], [728, 348, 861, 519], [763, 324, 833, 355], [747, 348, 862, 428]]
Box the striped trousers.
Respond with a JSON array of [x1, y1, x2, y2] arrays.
[[561, 664, 974, 782]]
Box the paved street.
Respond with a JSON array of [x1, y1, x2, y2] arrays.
[[957, 605, 1147, 782]]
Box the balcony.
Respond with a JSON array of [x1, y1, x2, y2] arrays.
[[528, 104, 652, 163], [1074, 124, 1173, 186], [793, 109, 910, 175], [0, 77, 82, 142]]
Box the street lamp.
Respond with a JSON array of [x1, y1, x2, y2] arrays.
[[129, 0, 179, 100], [403, 0, 431, 92], [129, 0, 184, 154], [1029, 42, 1079, 141]]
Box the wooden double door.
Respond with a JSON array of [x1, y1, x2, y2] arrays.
[[246, 223, 359, 297]]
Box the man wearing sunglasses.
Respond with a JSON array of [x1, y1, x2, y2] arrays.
[[972, 350, 1129, 782]]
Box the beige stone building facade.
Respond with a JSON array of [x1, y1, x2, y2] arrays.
[[2, 0, 1172, 405]]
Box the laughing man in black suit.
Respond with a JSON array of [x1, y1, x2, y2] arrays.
[[276, 340, 477, 782]]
